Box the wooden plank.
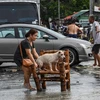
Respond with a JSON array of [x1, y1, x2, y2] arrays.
[[37, 70, 69, 74], [40, 78, 69, 82], [36, 50, 70, 91]]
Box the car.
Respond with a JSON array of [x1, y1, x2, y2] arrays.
[[0, 23, 93, 66]]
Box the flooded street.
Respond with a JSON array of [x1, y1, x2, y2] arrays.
[[0, 60, 100, 100]]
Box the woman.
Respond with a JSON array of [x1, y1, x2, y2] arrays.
[[14, 28, 41, 91]]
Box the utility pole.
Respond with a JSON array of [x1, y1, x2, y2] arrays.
[[58, 0, 60, 21], [34, 0, 40, 25], [58, 0, 60, 31], [37, 0, 40, 25], [89, 0, 94, 15]]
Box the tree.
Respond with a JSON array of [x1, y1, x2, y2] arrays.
[[40, 0, 89, 23]]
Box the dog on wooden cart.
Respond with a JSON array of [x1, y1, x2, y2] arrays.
[[36, 50, 66, 71]]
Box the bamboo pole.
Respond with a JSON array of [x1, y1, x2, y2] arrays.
[[65, 50, 70, 90], [59, 62, 66, 91]]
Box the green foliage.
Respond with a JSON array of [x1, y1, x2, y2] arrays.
[[40, 0, 89, 20]]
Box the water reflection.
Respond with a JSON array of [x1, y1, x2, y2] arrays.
[[23, 89, 71, 100], [1, 61, 100, 100]]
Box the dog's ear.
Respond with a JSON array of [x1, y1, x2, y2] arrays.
[[58, 50, 61, 54], [58, 50, 64, 53]]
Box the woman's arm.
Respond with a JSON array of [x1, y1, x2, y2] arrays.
[[32, 48, 39, 59], [25, 49, 38, 67]]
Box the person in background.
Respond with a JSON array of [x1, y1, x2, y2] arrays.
[[52, 21, 58, 32], [89, 15, 100, 67], [66, 17, 83, 38], [49, 20, 53, 29], [14, 28, 41, 91], [61, 22, 68, 36]]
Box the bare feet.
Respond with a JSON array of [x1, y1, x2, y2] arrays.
[[24, 83, 36, 91], [93, 63, 97, 66], [98, 64, 100, 67], [29, 87, 36, 91], [93, 64, 100, 67]]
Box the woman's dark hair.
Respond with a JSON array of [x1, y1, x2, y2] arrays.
[[25, 28, 38, 38]]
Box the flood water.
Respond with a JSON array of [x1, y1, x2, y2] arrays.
[[0, 61, 100, 100]]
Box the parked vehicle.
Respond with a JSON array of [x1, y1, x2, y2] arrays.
[[0, 24, 93, 66], [0, 0, 40, 25]]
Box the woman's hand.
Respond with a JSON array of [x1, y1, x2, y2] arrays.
[[34, 62, 38, 68]]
